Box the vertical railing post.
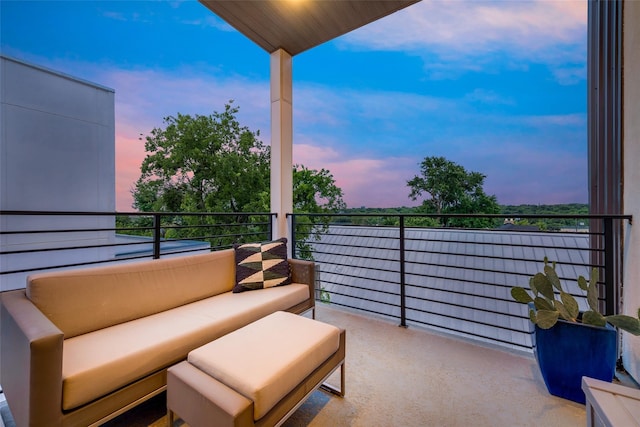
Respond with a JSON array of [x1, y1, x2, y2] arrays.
[[399, 215, 407, 327], [269, 213, 275, 241], [289, 213, 296, 259], [153, 213, 161, 260], [603, 217, 615, 315]]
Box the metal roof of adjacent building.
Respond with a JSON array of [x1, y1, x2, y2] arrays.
[[309, 226, 591, 352]]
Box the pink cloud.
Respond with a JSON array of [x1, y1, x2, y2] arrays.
[[294, 143, 420, 208], [115, 133, 146, 211]]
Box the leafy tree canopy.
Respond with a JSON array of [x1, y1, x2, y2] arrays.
[[407, 156, 500, 227], [293, 165, 346, 213], [132, 102, 345, 215], [133, 102, 270, 213]]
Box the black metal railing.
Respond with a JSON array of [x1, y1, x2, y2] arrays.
[[0, 210, 274, 289], [290, 213, 632, 352], [1, 210, 633, 353]]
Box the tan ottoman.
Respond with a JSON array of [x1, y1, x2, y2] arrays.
[[167, 311, 346, 427]]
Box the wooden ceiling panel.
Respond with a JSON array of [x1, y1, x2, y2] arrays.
[[199, 0, 420, 56]]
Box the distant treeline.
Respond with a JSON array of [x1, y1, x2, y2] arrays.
[[336, 204, 590, 230], [343, 204, 588, 215], [500, 203, 589, 216]]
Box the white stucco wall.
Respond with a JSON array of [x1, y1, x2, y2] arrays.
[[622, 1, 640, 382], [0, 56, 116, 291]]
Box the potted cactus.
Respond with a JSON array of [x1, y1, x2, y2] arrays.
[[511, 257, 640, 404]]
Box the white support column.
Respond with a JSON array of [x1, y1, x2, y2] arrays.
[[270, 49, 293, 250]]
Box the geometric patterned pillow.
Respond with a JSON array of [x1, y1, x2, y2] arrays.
[[232, 238, 292, 293]]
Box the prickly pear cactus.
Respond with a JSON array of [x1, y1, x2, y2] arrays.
[[511, 257, 640, 335]]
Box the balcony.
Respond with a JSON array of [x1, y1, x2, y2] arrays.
[[0, 211, 633, 425]]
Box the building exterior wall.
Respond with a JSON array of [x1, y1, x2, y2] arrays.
[[0, 56, 116, 291], [622, 0, 640, 382]]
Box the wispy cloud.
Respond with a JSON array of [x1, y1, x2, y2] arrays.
[[179, 15, 236, 31], [465, 89, 515, 106], [343, 0, 587, 82]]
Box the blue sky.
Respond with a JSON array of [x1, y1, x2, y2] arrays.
[[1, 0, 588, 210]]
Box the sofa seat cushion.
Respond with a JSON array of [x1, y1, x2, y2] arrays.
[[61, 284, 309, 411], [188, 311, 341, 421]]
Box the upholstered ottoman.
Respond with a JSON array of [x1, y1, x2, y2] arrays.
[[166, 311, 346, 427]]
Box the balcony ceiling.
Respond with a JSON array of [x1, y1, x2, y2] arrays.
[[198, 0, 420, 56]]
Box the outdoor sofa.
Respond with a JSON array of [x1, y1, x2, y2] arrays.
[[0, 241, 315, 427]]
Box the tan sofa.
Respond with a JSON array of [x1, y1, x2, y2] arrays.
[[0, 249, 315, 427]]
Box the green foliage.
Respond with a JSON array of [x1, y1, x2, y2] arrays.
[[338, 203, 589, 230], [319, 287, 331, 304], [133, 102, 270, 214], [501, 204, 589, 231], [291, 165, 347, 259], [406, 156, 500, 227], [131, 102, 345, 252], [511, 257, 640, 335]]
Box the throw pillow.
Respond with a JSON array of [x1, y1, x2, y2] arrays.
[[233, 238, 291, 293]]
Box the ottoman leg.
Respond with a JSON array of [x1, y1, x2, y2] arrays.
[[320, 361, 345, 397]]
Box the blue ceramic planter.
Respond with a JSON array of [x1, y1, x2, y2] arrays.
[[534, 319, 617, 404]]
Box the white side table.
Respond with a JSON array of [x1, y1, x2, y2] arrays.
[[582, 376, 640, 427]]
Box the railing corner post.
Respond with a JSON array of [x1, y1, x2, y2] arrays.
[[603, 217, 615, 315], [399, 215, 407, 327], [153, 213, 161, 260], [290, 213, 297, 259]]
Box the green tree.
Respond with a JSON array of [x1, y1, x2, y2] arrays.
[[292, 165, 346, 259], [293, 165, 346, 213], [133, 102, 270, 214], [130, 102, 345, 249], [407, 156, 500, 228]]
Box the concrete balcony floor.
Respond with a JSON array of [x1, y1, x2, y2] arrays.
[[283, 304, 585, 427], [0, 304, 585, 426], [99, 304, 586, 426]]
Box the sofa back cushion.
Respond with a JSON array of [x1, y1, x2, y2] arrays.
[[27, 250, 235, 338]]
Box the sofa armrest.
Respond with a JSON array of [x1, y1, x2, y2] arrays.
[[288, 259, 315, 290], [289, 258, 316, 291], [1, 289, 64, 426]]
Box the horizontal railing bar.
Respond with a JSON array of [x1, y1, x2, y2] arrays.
[[290, 212, 633, 220], [405, 315, 532, 350], [404, 261, 603, 285], [321, 300, 399, 320], [1, 253, 155, 275], [318, 271, 399, 286], [405, 250, 603, 266], [309, 235, 602, 255], [162, 222, 271, 230], [324, 290, 399, 308], [313, 261, 400, 277], [405, 297, 527, 323], [116, 246, 216, 259], [0, 240, 166, 256], [1, 210, 276, 217], [2, 228, 126, 235], [318, 281, 400, 297]]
